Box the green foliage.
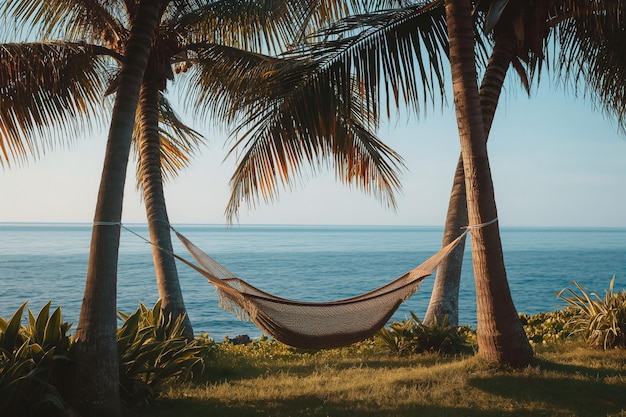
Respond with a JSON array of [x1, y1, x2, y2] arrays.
[[1, 300, 214, 414], [558, 277, 626, 350], [374, 312, 470, 356], [0, 302, 73, 417], [117, 301, 207, 407], [519, 309, 577, 346]]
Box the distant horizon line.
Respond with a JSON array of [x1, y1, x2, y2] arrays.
[[1, 221, 625, 230]]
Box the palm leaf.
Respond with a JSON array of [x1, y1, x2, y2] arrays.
[[179, 42, 279, 124], [223, 58, 405, 222], [0, 41, 113, 167], [3, 0, 129, 45], [297, 1, 450, 116], [553, 3, 626, 134], [176, 0, 381, 54]]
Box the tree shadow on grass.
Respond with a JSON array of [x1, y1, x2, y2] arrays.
[[468, 373, 626, 417], [137, 396, 548, 417], [534, 357, 626, 380], [198, 354, 464, 384]]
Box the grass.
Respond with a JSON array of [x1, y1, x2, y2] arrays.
[[134, 341, 626, 417]]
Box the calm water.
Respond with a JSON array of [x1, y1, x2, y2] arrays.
[[1, 223, 624, 339]]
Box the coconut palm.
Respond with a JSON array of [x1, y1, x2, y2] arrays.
[[425, 0, 555, 326], [424, 0, 626, 326], [2, 1, 165, 412], [1, 0, 406, 411], [442, 0, 533, 367]]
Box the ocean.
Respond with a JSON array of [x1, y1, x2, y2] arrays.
[[1, 223, 625, 340]]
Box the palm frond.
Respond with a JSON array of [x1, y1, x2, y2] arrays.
[[178, 42, 280, 126], [0, 41, 112, 167], [183, 8, 445, 221], [293, 1, 450, 117], [174, 0, 300, 53], [175, 0, 395, 54], [553, 2, 626, 134], [2, 0, 128, 46], [224, 61, 405, 223]]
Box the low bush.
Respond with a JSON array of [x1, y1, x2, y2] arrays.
[[519, 309, 577, 346], [117, 301, 209, 407], [374, 312, 470, 356], [0, 302, 73, 417], [558, 276, 626, 349], [1, 300, 212, 415]]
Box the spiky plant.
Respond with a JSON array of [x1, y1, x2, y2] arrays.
[[558, 277, 626, 350]]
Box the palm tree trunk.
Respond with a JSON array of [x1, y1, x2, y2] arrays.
[[72, 2, 163, 416], [137, 81, 194, 339], [443, 0, 532, 368], [423, 154, 466, 326], [424, 37, 517, 326]]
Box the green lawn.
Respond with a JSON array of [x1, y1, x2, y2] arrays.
[[136, 342, 626, 417]]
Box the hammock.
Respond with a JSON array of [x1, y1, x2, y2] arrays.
[[171, 229, 468, 349]]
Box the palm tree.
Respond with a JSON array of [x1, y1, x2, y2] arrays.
[[2, 1, 407, 411], [424, 0, 626, 326], [73, 3, 169, 414], [2, 1, 165, 413], [424, 0, 551, 326], [443, 0, 533, 367]]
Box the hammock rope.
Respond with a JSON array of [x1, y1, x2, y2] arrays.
[[169, 226, 473, 349]]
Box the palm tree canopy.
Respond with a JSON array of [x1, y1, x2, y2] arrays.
[[219, 1, 458, 220], [2, 0, 411, 222]]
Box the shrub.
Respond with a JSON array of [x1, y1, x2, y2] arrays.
[[0, 302, 73, 417], [117, 301, 208, 407], [558, 277, 626, 350], [519, 309, 577, 346], [374, 312, 470, 356]]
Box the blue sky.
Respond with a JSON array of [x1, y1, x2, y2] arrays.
[[1, 75, 625, 227]]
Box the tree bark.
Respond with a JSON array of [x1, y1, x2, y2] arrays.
[[72, 2, 163, 416], [424, 36, 518, 326], [137, 81, 194, 339], [443, 0, 533, 368]]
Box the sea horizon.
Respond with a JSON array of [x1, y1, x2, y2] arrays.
[[2, 221, 625, 230]]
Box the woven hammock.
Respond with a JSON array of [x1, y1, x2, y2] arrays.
[[171, 229, 468, 349]]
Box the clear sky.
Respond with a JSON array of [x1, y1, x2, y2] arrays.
[[1, 76, 625, 227]]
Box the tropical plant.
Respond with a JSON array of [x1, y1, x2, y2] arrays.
[[117, 301, 206, 406], [441, 0, 534, 367], [2, 0, 409, 411], [375, 312, 469, 355], [425, 0, 626, 328], [0, 302, 73, 417], [519, 309, 578, 346], [558, 277, 626, 350]]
